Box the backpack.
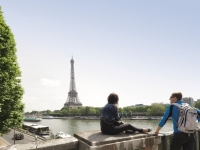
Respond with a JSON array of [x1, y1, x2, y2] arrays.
[[172, 103, 198, 133]]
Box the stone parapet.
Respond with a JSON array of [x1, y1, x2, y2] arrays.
[[1, 129, 200, 150], [74, 130, 161, 150], [0, 136, 78, 150]]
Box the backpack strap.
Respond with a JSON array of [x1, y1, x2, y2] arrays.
[[171, 116, 178, 126], [169, 104, 178, 126], [171, 103, 182, 108], [171, 103, 182, 128]]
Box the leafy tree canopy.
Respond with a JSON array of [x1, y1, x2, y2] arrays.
[[0, 7, 24, 136], [194, 101, 200, 109]]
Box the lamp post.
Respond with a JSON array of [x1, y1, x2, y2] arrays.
[[35, 134, 38, 149], [14, 128, 15, 144]]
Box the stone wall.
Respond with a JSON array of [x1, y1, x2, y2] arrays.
[[1, 137, 78, 150], [1, 129, 200, 150], [74, 130, 161, 150]]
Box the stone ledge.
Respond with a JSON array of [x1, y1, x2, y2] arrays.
[[74, 130, 156, 146], [1, 136, 78, 150]]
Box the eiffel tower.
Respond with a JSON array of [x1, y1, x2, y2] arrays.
[[63, 57, 82, 108]]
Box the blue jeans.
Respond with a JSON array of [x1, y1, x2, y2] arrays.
[[170, 132, 195, 150]]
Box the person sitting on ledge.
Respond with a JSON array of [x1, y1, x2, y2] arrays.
[[100, 93, 152, 135]]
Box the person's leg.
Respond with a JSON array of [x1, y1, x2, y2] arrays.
[[100, 119, 115, 135], [170, 132, 187, 150], [113, 123, 143, 134], [182, 133, 195, 150]]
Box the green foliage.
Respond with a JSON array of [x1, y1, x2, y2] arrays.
[[53, 110, 60, 114], [59, 106, 101, 116], [146, 108, 152, 116], [0, 7, 24, 136], [194, 101, 200, 109], [147, 104, 165, 116], [25, 103, 168, 118], [25, 104, 168, 118], [30, 110, 39, 114], [46, 110, 52, 114], [123, 105, 150, 114]]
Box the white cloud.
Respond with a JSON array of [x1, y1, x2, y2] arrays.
[[40, 78, 61, 87]]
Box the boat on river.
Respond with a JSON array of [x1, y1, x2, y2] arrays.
[[24, 116, 42, 122], [55, 131, 71, 139], [42, 115, 54, 119], [22, 123, 50, 135]]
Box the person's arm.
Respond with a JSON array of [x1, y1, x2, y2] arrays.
[[155, 126, 162, 135], [154, 105, 173, 134], [111, 104, 121, 121], [196, 109, 200, 122]]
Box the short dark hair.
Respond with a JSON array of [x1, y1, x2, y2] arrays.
[[170, 92, 182, 100], [107, 93, 119, 104]]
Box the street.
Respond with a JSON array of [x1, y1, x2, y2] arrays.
[[2, 129, 39, 145]]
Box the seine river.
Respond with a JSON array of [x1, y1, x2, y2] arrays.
[[33, 119, 179, 135]]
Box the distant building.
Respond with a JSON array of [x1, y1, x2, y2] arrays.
[[126, 105, 135, 108], [151, 102, 164, 105], [135, 104, 144, 106], [126, 104, 145, 108], [182, 97, 194, 105]]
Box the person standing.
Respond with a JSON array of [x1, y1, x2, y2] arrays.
[[155, 92, 200, 150], [100, 93, 151, 135]]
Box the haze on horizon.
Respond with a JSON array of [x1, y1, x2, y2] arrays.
[[1, 1, 200, 112]]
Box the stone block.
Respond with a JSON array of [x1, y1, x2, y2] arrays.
[[74, 130, 161, 150], [1, 137, 78, 150]]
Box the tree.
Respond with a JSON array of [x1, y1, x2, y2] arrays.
[[150, 104, 165, 116], [60, 108, 68, 115], [194, 101, 200, 109], [84, 106, 90, 116], [146, 108, 152, 117], [0, 7, 24, 136], [46, 110, 52, 114], [30, 110, 39, 115], [53, 110, 60, 114], [88, 107, 96, 115], [78, 107, 85, 116]]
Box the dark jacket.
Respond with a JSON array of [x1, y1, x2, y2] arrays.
[[100, 103, 121, 134], [101, 103, 120, 123]]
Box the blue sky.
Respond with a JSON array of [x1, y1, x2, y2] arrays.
[[1, 1, 200, 112]]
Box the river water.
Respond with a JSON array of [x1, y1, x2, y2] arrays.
[[32, 119, 179, 135]]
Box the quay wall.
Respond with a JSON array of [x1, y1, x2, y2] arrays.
[[1, 129, 200, 150]]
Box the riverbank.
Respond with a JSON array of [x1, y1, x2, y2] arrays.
[[58, 116, 162, 120]]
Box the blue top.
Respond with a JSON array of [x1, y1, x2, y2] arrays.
[[101, 103, 121, 122], [159, 100, 200, 132]]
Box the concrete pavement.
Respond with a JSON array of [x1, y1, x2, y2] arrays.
[[0, 137, 10, 148]]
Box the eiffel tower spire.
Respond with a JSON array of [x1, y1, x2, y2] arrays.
[[63, 57, 82, 108]]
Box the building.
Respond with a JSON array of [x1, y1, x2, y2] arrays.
[[127, 104, 146, 108], [63, 57, 82, 108], [151, 102, 165, 105], [182, 97, 194, 106], [135, 104, 144, 106]]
